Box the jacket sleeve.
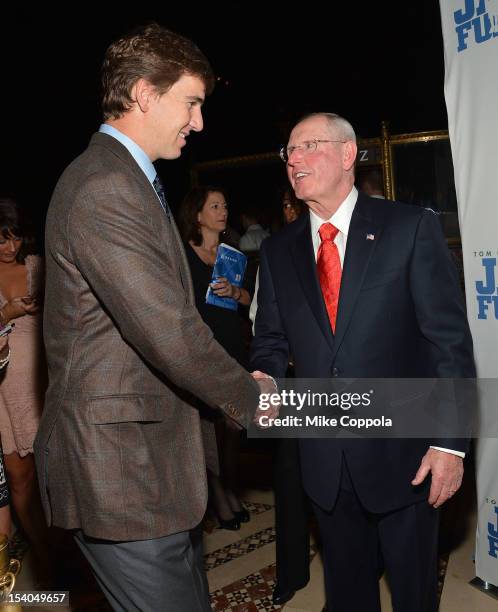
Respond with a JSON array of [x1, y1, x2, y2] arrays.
[[409, 209, 476, 452], [67, 185, 259, 427]]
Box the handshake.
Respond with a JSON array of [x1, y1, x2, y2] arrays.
[[251, 370, 280, 427]]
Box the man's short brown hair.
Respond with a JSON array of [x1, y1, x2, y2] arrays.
[[102, 23, 215, 120]]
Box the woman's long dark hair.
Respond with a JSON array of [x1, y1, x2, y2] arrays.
[[177, 185, 228, 246], [0, 199, 36, 263]]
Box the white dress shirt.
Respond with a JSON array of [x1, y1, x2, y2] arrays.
[[310, 186, 358, 264]]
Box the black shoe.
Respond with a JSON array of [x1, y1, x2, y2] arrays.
[[272, 586, 295, 605], [216, 515, 241, 531], [233, 508, 250, 523]]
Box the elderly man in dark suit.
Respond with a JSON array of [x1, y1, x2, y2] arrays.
[[34, 24, 270, 612], [250, 112, 475, 611]]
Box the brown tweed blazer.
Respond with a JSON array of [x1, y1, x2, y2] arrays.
[[34, 133, 260, 541]]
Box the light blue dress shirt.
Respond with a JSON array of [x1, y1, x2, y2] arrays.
[[98, 124, 157, 185]]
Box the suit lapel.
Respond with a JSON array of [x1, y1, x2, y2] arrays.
[[332, 193, 384, 360], [169, 219, 195, 301], [151, 190, 193, 301], [91, 133, 194, 302], [290, 215, 335, 350]]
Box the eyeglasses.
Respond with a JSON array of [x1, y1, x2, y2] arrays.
[[279, 139, 346, 163]]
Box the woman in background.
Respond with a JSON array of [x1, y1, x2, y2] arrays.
[[178, 186, 251, 530], [0, 198, 48, 565]]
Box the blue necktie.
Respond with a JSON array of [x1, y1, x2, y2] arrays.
[[153, 175, 171, 221]]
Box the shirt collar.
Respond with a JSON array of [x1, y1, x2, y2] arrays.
[[99, 124, 157, 185], [309, 186, 358, 239]]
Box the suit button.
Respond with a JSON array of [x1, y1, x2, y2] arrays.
[[227, 403, 238, 416], [332, 367, 339, 377]]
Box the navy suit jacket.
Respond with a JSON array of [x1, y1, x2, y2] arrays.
[[250, 192, 475, 513]]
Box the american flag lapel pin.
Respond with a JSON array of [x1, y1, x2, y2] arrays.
[[366, 233, 375, 241]]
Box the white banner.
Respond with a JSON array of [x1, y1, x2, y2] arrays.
[[440, 0, 498, 585]]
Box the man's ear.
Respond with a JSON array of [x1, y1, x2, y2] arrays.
[[131, 78, 156, 113], [342, 141, 357, 172]]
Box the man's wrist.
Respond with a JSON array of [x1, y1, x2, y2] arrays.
[[430, 445, 465, 459]]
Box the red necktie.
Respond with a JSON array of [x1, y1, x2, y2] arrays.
[[317, 223, 342, 332]]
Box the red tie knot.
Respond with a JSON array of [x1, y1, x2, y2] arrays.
[[319, 222, 339, 243]]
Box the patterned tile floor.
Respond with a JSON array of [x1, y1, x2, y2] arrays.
[[210, 552, 318, 612], [210, 565, 279, 612], [205, 526, 275, 572]]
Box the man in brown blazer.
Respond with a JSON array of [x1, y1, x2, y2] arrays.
[[34, 24, 266, 612]]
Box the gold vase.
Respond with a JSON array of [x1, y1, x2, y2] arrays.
[[0, 534, 20, 608]]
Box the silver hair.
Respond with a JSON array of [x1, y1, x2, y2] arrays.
[[299, 112, 356, 143]]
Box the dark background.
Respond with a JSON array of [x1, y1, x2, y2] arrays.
[[1, 5, 448, 239]]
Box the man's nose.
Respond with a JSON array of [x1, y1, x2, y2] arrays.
[[190, 107, 203, 132], [286, 147, 303, 166]]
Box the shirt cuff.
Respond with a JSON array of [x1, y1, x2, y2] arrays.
[[430, 445, 465, 459], [265, 375, 278, 393]]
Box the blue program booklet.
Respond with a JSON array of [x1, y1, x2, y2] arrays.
[[206, 243, 247, 311]]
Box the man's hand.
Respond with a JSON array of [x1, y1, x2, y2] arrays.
[[411, 448, 463, 508], [251, 370, 280, 427]]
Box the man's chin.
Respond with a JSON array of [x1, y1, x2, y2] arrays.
[[162, 148, 183, 160], [173, 140, 188, 157], [294, 187, 308, 200]]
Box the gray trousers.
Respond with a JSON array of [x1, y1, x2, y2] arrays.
[[74, 526, 211, 612]]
